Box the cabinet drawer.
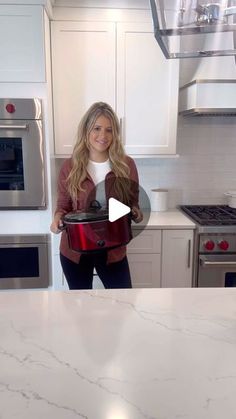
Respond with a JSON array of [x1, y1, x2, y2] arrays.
[[128, 230, 161, 254]]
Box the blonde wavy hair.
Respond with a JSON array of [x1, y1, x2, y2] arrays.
[[67, 102, 132, 205]]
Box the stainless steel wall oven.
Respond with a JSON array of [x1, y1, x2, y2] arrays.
[[180, 205, 236, 287], [0, 98, 46, 209], [0, 235, 50, 289]]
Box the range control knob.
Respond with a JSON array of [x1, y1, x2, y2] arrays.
[[6, 103, 16, 113], [218, 240, 229, 251], [204, 240, 215, 251]]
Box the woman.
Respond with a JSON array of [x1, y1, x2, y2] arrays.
[[50, 102, 143, 289]]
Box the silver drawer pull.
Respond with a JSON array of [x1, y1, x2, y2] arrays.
[[0, 124, 28, 130], [200, 260, 236, 268]]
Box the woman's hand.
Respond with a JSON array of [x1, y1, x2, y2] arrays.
[[50, 213, 64, 234], [131, 206, 143, 223]]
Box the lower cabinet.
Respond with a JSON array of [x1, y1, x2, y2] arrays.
[[128, 253, 161, 288], [161, 230, 194, 288], [127, 230, 161, 288], [52, 253, 69, 290], [128, 228, 194, 289]]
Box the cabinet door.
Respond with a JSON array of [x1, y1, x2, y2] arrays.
[[0, 5, 45, 82], [52, 254, 69, 290], [128, 253, 161, 288], [51, 21, 116, 155], [162, 230, 193, 288], [117, 22, 179, 156], [127, 229, 161, 288]]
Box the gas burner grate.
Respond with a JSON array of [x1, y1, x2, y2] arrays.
[[180, 205, 236, 226]]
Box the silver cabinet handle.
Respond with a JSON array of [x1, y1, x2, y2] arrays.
[[187, 239, 191, 268], [119, 117, 125, 145], [0, 124, 28, 130]]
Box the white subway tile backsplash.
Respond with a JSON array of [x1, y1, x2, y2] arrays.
[[135, 116, 236, 208]]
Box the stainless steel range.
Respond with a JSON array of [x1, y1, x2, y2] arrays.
[[180, 205, 236, 287]]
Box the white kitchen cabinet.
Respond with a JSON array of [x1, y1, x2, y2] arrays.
[[161, 229, 194, 288], [127, 230, 161, 288], [51, 234, 68, 290], [51, 21, 116, 155], [51, 16, 179, 156], [117, 22, 179, 155], [0, 5, 46, 82], [52, 253, 69, 290]]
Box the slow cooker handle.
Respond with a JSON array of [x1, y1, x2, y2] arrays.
[[89, 200, 102, 210], [58, 220, 66, 231]]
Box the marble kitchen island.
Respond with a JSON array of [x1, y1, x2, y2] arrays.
[[1, 288, 236, 419]]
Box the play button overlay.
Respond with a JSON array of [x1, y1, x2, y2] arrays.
[[85, 177, 151, 241], [108, 198, 130, 222]]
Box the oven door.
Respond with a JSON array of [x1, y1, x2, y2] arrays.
[[0, 120, 46, 209], [198, 254, 236, 287]]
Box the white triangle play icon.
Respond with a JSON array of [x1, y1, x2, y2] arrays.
[[108, 198, 131, 222]]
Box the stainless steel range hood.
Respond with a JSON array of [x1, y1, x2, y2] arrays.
[[150, 0, 236, 59], [179, 79, 236, 115]]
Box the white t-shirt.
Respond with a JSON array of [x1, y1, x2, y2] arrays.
[[87, 159, 111, 209]]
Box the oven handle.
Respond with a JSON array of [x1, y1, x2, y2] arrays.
[[0, 124, 28, 130], [200, 256, 236, 268]]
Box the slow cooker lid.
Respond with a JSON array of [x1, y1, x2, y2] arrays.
[[64, 210, 108, 223]]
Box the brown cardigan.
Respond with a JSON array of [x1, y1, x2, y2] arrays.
[[55, 156, 140, 264]]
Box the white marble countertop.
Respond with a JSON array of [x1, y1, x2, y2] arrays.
[[1, 288, 236, 419], [141, 210, 196, 229]]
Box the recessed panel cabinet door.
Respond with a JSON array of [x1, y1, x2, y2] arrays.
[[51, 21, 116, 155], [162, 230, 194, 288], [128, 253, 161, 288], [117, 22, 179, 155], [0, 5, 45, 82], [127, 229, 161, 288]]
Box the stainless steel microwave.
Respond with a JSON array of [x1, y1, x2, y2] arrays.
[[0, 98, 46, 209]]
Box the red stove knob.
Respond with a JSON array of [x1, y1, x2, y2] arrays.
[[204, 240, 215, 251], [6, 103, 15, 113], [218, 240, 229, 251]]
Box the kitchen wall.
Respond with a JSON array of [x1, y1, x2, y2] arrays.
[[135, 115, 236, 208]]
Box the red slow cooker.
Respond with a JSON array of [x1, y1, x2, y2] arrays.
[[62, 207, 132, 253]]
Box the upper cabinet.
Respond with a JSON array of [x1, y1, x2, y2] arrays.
[[51, 21, 116, 155], [51, 11, 179, 156], [0, 5, 46, 83], [117, 22, 179, 156]]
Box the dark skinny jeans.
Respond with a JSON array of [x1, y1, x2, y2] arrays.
[[60, 251, 132, 290]]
